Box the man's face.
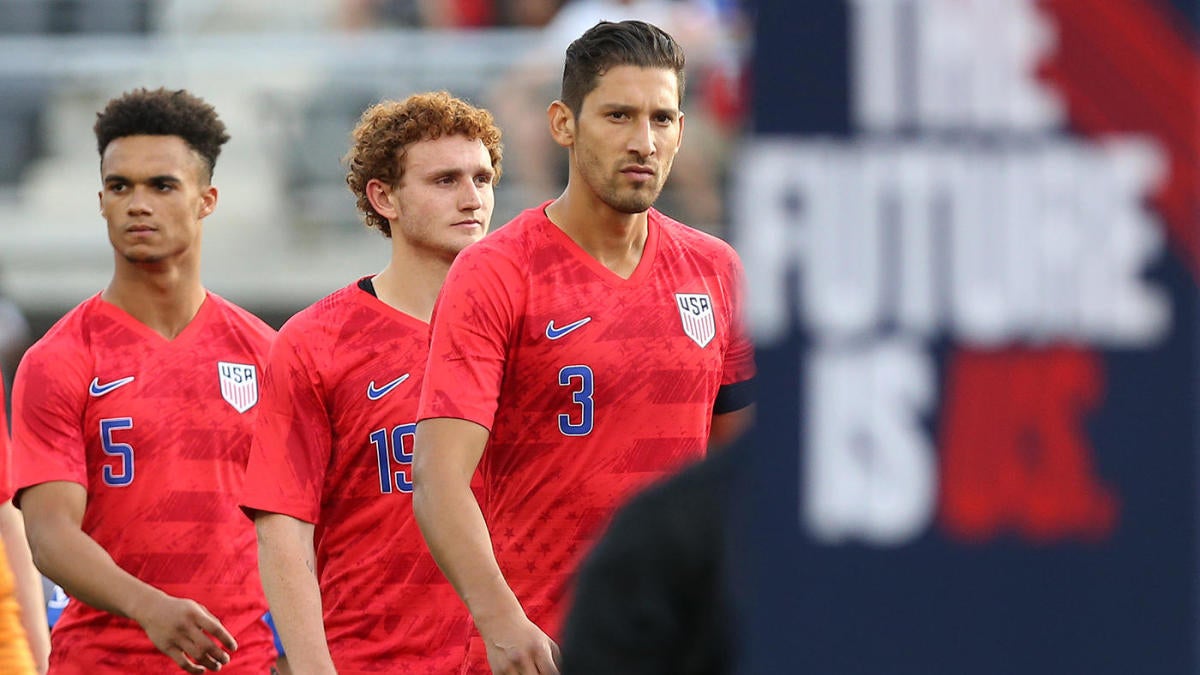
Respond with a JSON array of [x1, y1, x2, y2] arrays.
[[99, 134, 215, 265], [388, 134, 495, 259], [572, 65, 683, 214]]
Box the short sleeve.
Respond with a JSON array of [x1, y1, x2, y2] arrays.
[[418, 244, 523, 430], [11, 341, 90, 504], [717, 249, 756, 411], [240, 327, 332, 523]]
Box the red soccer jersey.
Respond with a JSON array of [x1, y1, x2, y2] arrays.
[[241, 280, 473, 674], [10, 292, 276, 674], [419, 204, 756, 670], [1, 369, 10, 503]]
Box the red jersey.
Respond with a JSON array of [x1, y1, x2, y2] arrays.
[[1, 369, 11, 503], [419, 204, 756, 669], [241, 280, 472, 674], [0, 369, 36, 675], [10, 292, 276, 674]]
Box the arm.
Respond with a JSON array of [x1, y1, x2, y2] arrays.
[[709, 404, 754, 450], [253, 512, 334, 675], [412, 418, 560, 675], [0, 500, 48, 673], [21, 481, 237, 674]]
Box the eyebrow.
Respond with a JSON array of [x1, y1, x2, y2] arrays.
[[598, 103, 681, 117], [425, 165, 495, 180], [103, 173, 182, 184]]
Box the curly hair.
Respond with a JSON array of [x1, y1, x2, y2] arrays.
[[562, 20, 686, 115], [345, 91, 503, 237], [93, 87, 229, 181]]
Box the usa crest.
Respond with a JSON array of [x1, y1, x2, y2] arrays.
[[217, 361, 258, 413], [675, 293, 715, 348]]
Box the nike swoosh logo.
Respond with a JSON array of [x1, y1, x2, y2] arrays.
[[546, 317, 592, 340], [89, 376, 135, 397], [367, 374, 410, 401]]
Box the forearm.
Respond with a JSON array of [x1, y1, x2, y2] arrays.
[[413, 481, 524, 630], [25, 513, 163, 623], [255, 514, 334, 674], [0, 502, 48, 671]]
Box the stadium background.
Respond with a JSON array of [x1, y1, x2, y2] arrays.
[[0, 0, 1198, 673]]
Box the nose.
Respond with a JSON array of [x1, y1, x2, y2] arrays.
[[460, 180, 485, 211], [126, 185, 152, 215], [628, 118, 657, 159]]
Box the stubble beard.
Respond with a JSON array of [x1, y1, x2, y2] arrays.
[[600, 174, 662, 214]]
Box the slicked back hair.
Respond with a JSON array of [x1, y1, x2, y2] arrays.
[[93, 87, 229, 182], [344, 91, 503, 238], [561, 20, 686, 115]]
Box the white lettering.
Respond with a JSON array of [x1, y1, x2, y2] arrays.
[[804, 341, 936, 545]]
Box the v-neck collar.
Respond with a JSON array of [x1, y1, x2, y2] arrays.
[[94, 290, 215, 348], [538, 205, 661, 288], [352, 277, 430, 331]]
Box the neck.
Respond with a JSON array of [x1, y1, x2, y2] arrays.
[[545, 188, 649, 279], [371, 241, 455, 323], [102, 257, 206, 340]]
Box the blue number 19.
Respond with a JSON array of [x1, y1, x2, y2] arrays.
[[558, 365, 594, 436], [371, 423, 415, 494]]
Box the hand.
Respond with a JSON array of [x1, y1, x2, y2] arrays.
[[481, 615, 561, 675], [129, 590, 238, 673]]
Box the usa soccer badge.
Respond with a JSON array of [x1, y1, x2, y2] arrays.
[[675, 293, 715, 348], [217, 361, 258, 413]]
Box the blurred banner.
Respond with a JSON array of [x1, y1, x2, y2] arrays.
[[732, 1, 1199, 672]]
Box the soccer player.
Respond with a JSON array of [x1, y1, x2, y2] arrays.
[[10, 88, 276, 674], [240, 92, 501, 674], [413, 20, 757, 675], [0, 370, 48, 675]]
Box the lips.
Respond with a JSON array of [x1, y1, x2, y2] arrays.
[[621, 165, 655, 175]]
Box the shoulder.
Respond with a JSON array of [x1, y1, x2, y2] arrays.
[[279, 283, 359, 336], [13, 302, 99, 398], [653, 210, 741, 267], [206, 292, 276, 343], [22, 297, 99, 364], [463, 209, 543, 262], [447, 208, 548, 285]]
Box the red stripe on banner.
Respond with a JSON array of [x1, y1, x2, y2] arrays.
[[1038, 0, 1200, 278]]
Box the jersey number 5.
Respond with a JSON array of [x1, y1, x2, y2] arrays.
[[99, 418, 134, 487], [558, 365, 594, 436], [371, 423, 415, 494]]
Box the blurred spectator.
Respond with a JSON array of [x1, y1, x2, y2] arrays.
[[561, 442, 748, 674], [0, 291, 30, 417], [337, 0, 566, 28], [485, 0, 748, 234]]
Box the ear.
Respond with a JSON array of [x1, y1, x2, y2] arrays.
[[547, 100, 575, 149], [198, 185, 218, 219], [676, 111, 686, 152], [365, 178, 399, 220]]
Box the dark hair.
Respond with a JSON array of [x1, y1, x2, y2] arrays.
[[93, 88, 229, 181], [561, 20, 686, 115], [345, 91, 503, 237]]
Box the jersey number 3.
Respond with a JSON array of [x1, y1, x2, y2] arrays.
[[99, 418, 135, 487], [558, 365, 594, 436]]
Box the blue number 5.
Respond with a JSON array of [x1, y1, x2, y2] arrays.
[[558, 365, 594, 436], [99, 418, 134, 487]]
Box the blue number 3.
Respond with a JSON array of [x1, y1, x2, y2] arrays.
[[99, 418, 134, 487], [558, 365, 594, 436]]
